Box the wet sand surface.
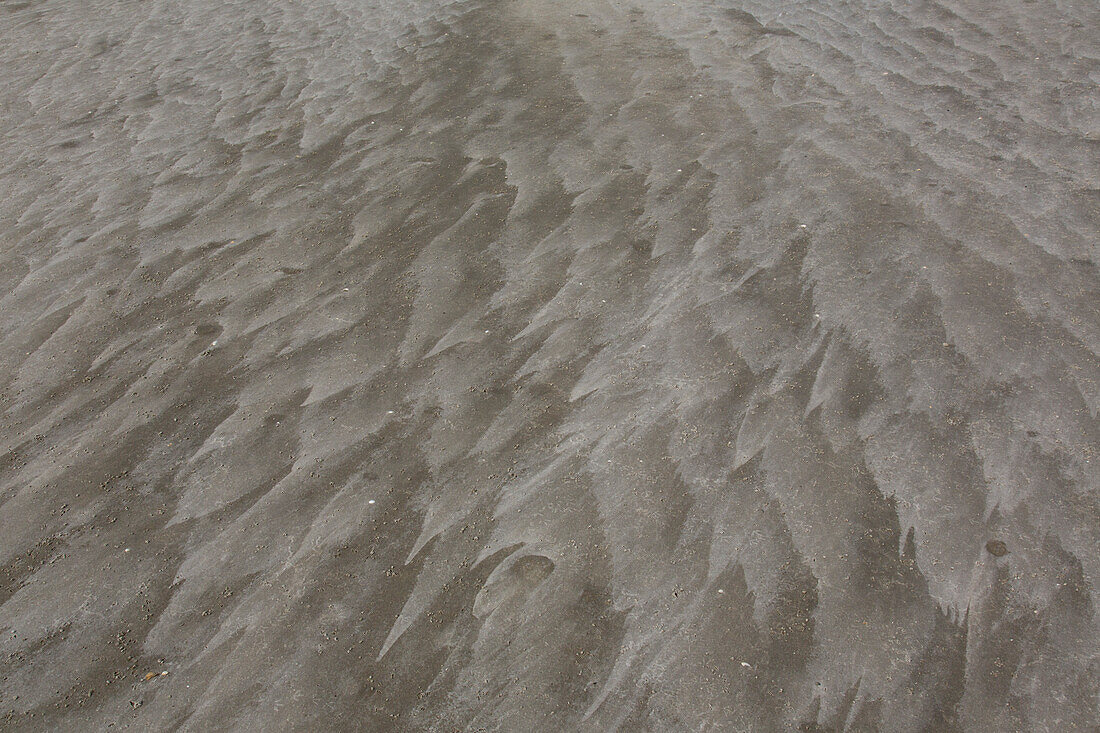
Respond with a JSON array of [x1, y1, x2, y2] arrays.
[[1, 0, 1098, 730]]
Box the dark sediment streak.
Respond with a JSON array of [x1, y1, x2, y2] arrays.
[[0, 0, 1097, 730]]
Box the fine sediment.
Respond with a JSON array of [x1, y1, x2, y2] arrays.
[[1, 0, 1098, 730]]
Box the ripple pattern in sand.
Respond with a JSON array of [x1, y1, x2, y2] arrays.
[[1, 0, 1098, 730]]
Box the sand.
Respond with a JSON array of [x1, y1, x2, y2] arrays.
[[1, 0, 1098, 729]]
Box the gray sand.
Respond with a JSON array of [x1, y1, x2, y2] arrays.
[[1, 0, 1098, 730]]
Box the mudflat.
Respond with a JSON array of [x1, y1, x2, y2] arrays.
[[1, 0, 1098, 730]]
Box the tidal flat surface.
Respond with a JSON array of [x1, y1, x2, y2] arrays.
[[1, 0, 1098, 730]]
